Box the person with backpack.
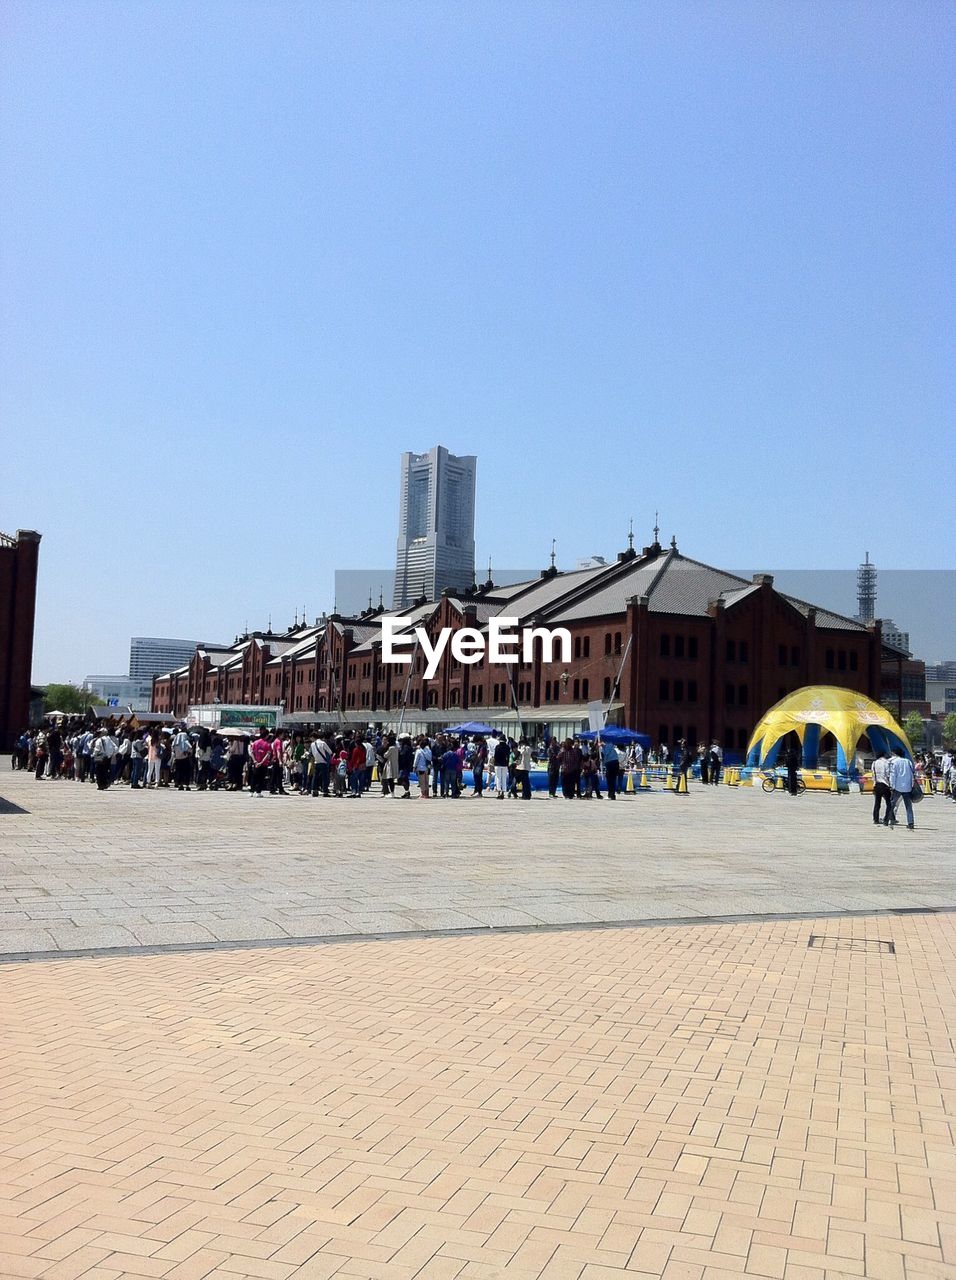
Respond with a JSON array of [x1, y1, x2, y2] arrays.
[[310, 733, 332, 796], [91, 728, 117, 790], [171, 726, 193, 791]]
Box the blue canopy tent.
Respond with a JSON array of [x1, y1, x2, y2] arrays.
[[578, 726, 651, 748], [445, 721, 496, 735]]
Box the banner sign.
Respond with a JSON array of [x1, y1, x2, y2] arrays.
[[219, 707, 278, 729]]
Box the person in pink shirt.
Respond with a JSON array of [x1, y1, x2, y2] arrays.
[[249, 730, 273, 797], [270, 732, 287, 795]]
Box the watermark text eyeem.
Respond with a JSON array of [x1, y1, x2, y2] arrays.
[[381, 617, 571, 680]]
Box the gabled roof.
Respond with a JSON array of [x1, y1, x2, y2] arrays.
[[197, 648, 236, 664], [780, 595, 869, 633], [490, 565, 611, 622], [646, 555, 750, 616], [718, 584, 762, 609], [546, 559, 663, 623]]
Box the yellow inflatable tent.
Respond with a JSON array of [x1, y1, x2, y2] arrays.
[[745, 686, 912, 774]]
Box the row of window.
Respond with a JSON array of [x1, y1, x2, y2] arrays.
[[825, 648, 859, 672], [660, 634, 700, 659], [658, 679, 699, 704]]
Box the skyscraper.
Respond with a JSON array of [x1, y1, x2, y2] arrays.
[[130, 637, 199, 681], [393, 447, 476, 608]]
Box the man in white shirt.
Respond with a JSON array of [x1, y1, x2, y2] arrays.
[[871, 752, 893, 826], [887, 748, 916, 829], [310, 734, 332, 797], [92, 729, 117, 791], [942, 750, 954, 798]]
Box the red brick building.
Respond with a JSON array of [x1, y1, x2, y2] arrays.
[[153, 539, 894, 757], [0, 528, 42, 751]]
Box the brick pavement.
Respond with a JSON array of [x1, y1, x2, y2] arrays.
[[1, 912, 954, 1280], [0, 770, 953, 957]]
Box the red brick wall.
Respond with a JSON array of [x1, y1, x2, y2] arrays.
[[0, 531, 41, 750]]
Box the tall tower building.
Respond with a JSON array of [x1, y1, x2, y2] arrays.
[[393, 447, 476, 608], [856, 551, 877, 623]]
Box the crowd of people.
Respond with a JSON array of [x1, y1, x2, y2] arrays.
[[12, 720, 703, 799], [11, 720, 954, 812]]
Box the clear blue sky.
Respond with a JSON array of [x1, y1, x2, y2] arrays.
[[1, 1, 952, 683]]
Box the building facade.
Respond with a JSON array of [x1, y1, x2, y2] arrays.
[[130, 637, 199, 682], [0, 528, 41, 750], [393, 447, 476, 608], [154, 539, 896, 758], [82, 675, 155, 711]]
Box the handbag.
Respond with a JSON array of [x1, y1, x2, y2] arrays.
[[909, 782, 923, 804]]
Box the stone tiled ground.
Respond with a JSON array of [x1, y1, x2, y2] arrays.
[[1, 912, 954, 1280], [0, 770, 954, 957]]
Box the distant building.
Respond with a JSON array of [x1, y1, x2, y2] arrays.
[[130, 637, 199, 682], [879, 619, 910, 657], [393, 447, 476, 609], [925, 661, 956, 682], [0, 529, 41, 750], [926, 679, 956, 716], [82, 675, 155, 712]]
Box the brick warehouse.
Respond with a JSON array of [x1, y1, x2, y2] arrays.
[[0, 528, 42, 751], [152, 537, 906, 754]]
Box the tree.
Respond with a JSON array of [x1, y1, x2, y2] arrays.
[[944, 713, 956, 746], [42, 683, 104, 715], [903, 710, 925, 747]]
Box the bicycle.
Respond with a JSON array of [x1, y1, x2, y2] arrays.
[[761, 770, 806, 795]]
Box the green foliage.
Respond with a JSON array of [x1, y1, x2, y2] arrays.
[[903, 710, 925, 746], [944, 713, 956, 746], [42, 683, 104, 714]]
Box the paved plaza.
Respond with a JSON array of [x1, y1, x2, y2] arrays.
[[0, 771, 953, 958], [1, 770, 954, 1280]]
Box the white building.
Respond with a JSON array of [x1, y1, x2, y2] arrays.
[[82, 675, 155, 711]]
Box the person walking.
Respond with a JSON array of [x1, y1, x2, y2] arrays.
[[708, 741, 722, 785], [887, 747, 916, 829], [492, 735, 510, 799], [602, 737, 620, 799], [871, 751, 893, 825]]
